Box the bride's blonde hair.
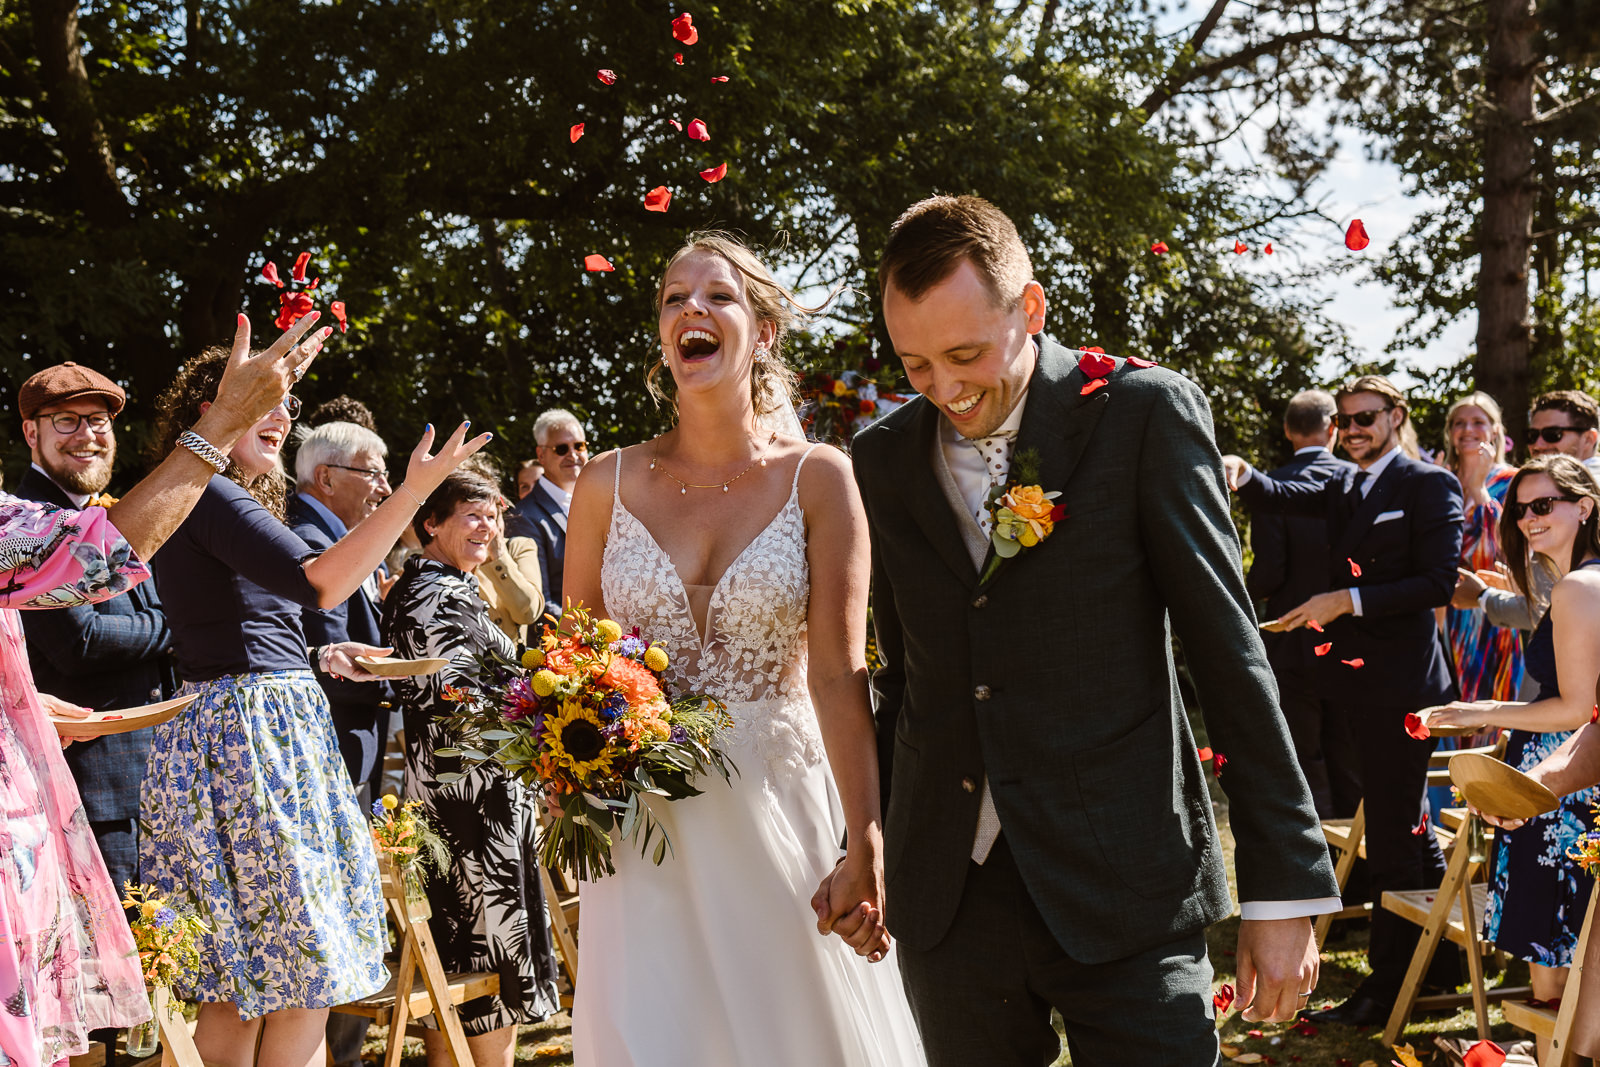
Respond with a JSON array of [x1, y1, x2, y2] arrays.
[[649, 232, 829, 421]]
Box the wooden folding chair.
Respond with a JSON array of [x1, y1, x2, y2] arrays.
[[1380, 806, 1532, 1045], [329, 855, 498, 1067], [1502, 880, 1596, 1067], [538, 865, 580, 1008]]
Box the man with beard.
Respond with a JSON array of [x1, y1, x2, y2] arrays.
[[14, 361, 174, 901]]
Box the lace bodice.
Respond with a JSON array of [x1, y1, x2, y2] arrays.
[[600, 448, 824, 779]]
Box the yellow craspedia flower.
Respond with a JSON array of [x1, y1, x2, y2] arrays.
[[643, 645, 669, 672], [531, 670, 560, 697], [1018, 525, 1040, 548], [521, 648, 545, 668], [381, 794, 399, 810], [596, 619, 623, 643]]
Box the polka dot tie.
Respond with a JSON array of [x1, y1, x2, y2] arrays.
[[971, 432, 1015, 536]]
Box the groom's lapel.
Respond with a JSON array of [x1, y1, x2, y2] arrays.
[[895, 397, 982, 590], [1013, 337, 1111, 512]]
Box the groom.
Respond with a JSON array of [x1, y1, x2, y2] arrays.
[[839, 196, 1340, 1065]]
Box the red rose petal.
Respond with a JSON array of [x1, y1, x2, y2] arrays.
[[1081, 346, 1105, 353], [306, 277, 319, 291], [570, 123, 585, 143], [711, 75, 729, 82], [1212, 983, 1235, 1013], [597, 69, 617, 85], [699, 162, 727, 183], [584, 254, 615, 272], [1127, 356, 1158, 368], [644, 186, 672, 213], [1411, 812, 1429, 836], [1592, 704, 1598, 723], [1213, 753, 1227, 778], [330, 301, 347, 333], [1196, 746, 1213, 762], [291, 251, 311, 283], [1247, 1029, 1263, 1038], [674, 53, 684, 65], [1348, 557, 1362, 577], [1080, 378, 1109, 395], [274, 290, 316, 330], [1291, 1021, 1317, 1037], [1306, 618, 1324, 633], [1234, 240, 1248, 255], [1341, 657, 1365, 669], [667, 118, 683, 131], [671, 12, 698, 45], [1463, 1040, 1507, 1067], [1345, 218, 1370, 251], [1150, 240, 1169, 255], [1264, 242, 1274, 254], [260, 261, 284, 288], [1404, 712, 1430, 740], [686, 117, 710, 141], [1078, 352, 1115, 379], [1314, 642, 1333, 657], [102, 715, 122, 721], [1050, 504, 1067, 521]]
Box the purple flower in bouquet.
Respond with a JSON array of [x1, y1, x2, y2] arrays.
[[503, 676, 542, 722], [613, 635, 646, 658], [598, 691, 629, 723], [154, 907, 178, 927], [670, 725, 688, 744]]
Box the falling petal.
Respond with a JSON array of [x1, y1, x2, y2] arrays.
[[570, 123, 585, 143], [711, 75, 729, 82], [1212, 983, 1235, 1013], [274, 290, 316, 330], [1314, 643, 1333, 657], [1234, 240, 1248, 255], [674, 53, 684, 65], [1404, 713, 1430, 740], [1341, 658, 1365, 669], [667, 118, 683, 131], [1349, 557, 1363, 578], [330, 301, 347, 333], [699, 162, 727, 183], [597, 69, 617, 85], [1150, 240, 1169, 255], [1306, 618, 1324, 633], [1411, 813, 1429, 836], [291, 252, 311, 283], [584, 254, 615, 272], [1213, 753, 1227, 778], [643, 186, 672, 213], [1127, 356, 1158, 368], [686, 117, 709, 141], [260, 262, 284, 288], [1462, 1041, 1507, 1067], [671, 12, 699, 45], [1196, 747, 1213, 762], [306, 278, 319, 291], [1264, 242, 1274, 254], [1345, 218, 1370, 251]]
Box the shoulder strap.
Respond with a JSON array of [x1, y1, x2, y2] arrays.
[[613, 448, 623, 494], [791, 443, 822, 492]]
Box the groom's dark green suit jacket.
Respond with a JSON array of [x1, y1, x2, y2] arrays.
[[853, 337, 1338, 962]]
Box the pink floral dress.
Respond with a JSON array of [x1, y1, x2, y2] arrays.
[[0, 496, 151, 1067]]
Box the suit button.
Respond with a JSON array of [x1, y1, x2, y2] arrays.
[[974, 685, 992, 701], [972, 594, 988, 609], [961, 777, 976, 793]]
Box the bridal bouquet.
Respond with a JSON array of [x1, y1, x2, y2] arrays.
[[120, 883, 208, 988], [436, 604, 735, 880]]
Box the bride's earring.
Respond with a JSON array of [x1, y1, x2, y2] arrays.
[[754, 346, 770, 364]]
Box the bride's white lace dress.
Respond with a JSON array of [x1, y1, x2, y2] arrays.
[[574, 447, 926, 1066]]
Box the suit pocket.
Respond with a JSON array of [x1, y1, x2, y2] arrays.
[[1071, 704, 1205, 900]]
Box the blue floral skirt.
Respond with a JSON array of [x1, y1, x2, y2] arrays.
[[138, 671, 388, 1017], [1482, 728, 1598, 967]]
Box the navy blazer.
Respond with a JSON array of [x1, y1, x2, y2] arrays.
[[286, 494, 392, 716], [1245, 449, 1356, 673], [1238, 450, 1463, 708], [514, 480, 568, 612], [15, 466, 174, 823]]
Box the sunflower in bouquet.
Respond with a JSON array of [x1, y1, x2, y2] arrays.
[[436, 603, 735, 880]]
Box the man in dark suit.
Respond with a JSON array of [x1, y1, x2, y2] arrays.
[[514, 408, 587, 611], [841, 196, 1338, 1065], [15, 361, 174, 900], [1245, 389, 1361, 818], [1224, 374, 1464, 1026]]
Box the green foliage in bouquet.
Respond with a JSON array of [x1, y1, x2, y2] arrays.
[[120, 883, 208, 989]]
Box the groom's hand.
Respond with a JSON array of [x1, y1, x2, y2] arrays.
[[1235, 916, 1319, 1022], [811, 853, 891, 962]]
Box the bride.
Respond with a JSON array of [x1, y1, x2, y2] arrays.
[[562, 232, 926, 1066]]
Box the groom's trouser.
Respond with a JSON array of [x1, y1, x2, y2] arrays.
[[896, 836, 1218, 1067]]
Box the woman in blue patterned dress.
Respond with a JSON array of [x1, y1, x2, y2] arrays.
[[1422, 454, 1600, 1067], [138, 348, 489, 1067]]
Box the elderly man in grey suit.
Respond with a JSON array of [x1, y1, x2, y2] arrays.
[[834, 196, 1339, 1066]]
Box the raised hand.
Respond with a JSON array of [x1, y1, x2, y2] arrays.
[[198, 312, 331, 450], [400, 421, 494, 501]]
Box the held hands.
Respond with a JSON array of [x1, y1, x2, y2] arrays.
[[1235, 917, 1319, 1023], [811, 845, 892, 963], [1221, 455, 1249, 492], [1277, 589, 1354, 631], [323, 642, 394, 682], [401, 422, 494, 501], [199, 313, 331, 449], [1418, 700, 1497, 732], [41, 692, 92, 747]]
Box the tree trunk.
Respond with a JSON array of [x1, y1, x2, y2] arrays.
[[1475, 0, 1538, 449], [31, 0, 128, 227]]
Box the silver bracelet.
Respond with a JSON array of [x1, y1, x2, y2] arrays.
[[177, 429, 229, 473]]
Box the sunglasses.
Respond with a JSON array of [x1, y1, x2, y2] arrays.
[[279, 394, 302, 419], [1334, 406, 1394, 430], [1523, 425, 1583, 445], [545, 441, 588, 457], [1509, 495, 1578, 520]]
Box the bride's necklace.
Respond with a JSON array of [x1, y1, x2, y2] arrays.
[[650, 431, 778, 495]]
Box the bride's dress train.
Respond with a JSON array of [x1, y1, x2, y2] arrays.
[[573, 447, 926, 1066]]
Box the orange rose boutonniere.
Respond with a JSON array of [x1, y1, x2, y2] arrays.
[[981, 448, 1066, 581]]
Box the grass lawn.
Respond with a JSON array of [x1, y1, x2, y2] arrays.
[[371, 773, 1535, 1066]]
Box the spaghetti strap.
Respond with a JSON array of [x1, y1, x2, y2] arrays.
[[791, 443, 822, 492], [613, 449, 624, 494]]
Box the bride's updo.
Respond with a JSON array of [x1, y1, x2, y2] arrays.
[[648, 232, 804, 421]]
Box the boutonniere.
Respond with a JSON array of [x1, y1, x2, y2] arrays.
[[1077, 346, 1158, 396], [981, 448, 1066, 581], [89, 492, 119, 508]]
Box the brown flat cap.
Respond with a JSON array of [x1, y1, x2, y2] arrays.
[[19, 361, 127, 421]]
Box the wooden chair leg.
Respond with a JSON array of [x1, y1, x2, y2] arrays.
[[411, 918, 473, 1067], [1457, 873, 1489, 1040], [1315, 803, 1366, 950], [1548, 883, 1597, 1067], [1382, 836, 1474, 1046], [154, 985, 205, 1067], [382, 933, 418, 1067], [539, 864, 578, 991]]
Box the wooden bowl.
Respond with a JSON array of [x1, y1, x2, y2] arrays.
[[1258, 619, 1291, 633], [50, 694, 198, 738], [354, 656, 449, 678], [1449, 751, 1560, 820]]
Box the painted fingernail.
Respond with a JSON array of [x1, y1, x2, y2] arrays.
[[425, 423, 433, 433], [484, 433, 494, 441], [463, 420, 471, 429]]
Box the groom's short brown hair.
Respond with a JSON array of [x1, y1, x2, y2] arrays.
[[879, 196, 1034, 310]]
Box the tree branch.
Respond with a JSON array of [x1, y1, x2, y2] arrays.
[[29, 0, 129, 227]]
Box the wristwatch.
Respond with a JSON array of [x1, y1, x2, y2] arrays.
[[177, 429, 229, 473]]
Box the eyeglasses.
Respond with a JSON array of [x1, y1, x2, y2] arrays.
[[1523, 425, 1583, 445], [1509, 495, 1578, 520], [544, 441, 588, 457], [279, 395, 302, 419], [35, 411, 114, 434], [326, 463, 389, 482], [1334, 407, 1394, 430]]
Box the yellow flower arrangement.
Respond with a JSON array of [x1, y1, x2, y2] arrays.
[[544, 700, 615, 779]]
